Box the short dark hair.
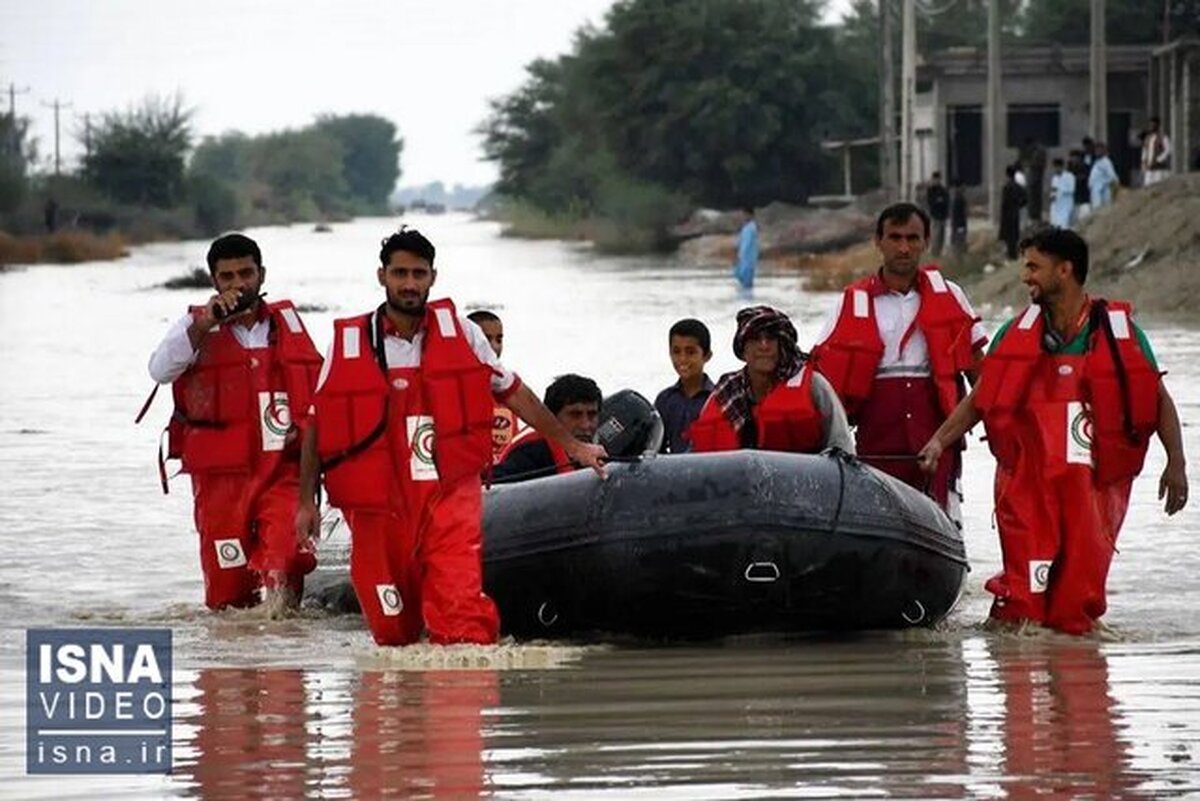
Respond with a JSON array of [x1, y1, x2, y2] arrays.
[[741, 205, 755, 216], [467, 309, 501, 326], [1019, 227, 1089, 284], [379, 226, 436, 267], [1052, 157, 1064, 168], [875, 202, 930, 238], [931, 170, 942, 179], [206, 233, 262, 275], [668, 318, 711, 355], [544, 374, 602, 415]]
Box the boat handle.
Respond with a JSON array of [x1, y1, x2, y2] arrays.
[[744, 561, 780, 583], [901, 599, 927, 625], [537, 601, 559, 627]]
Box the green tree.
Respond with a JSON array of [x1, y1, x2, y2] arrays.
[[315, 114, 403, 208], [482, 0, 883, 211], [1019, 0, 1200, 45], [255, 128, 348, 217], [82, 94, 192, 207], [0, 113, 37, 217]]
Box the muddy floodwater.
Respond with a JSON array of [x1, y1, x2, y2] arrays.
[[1, 214, 1198, 798]]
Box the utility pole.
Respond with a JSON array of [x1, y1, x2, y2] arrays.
[[42, 98, 73, 176], [1090, 0, 1107, 141], [900, 0, 917, 200], [879, 0, 898, 199], [78, 111, 92, 160], [986, 0, 1003, 226], [4, 82, 30, 161]]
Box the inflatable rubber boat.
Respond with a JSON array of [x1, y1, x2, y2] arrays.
[[306, 391, 968, 640]]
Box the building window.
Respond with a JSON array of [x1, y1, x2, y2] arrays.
[[1007, 104, 1060, 147]]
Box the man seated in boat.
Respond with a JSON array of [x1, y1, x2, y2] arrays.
[[493, 373, 602, 481], [689, 306, 854, 454]]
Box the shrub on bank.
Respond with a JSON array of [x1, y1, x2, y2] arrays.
[[0, 230, 128, 266]]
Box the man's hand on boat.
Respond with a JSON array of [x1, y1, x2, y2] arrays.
[[566, 439, 608, 478], [916, 437, 943, 474]]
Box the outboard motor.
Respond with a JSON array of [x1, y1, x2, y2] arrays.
[[596, 389, 664, 458]]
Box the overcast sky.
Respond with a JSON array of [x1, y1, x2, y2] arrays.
[[2, 0, 854, 189]]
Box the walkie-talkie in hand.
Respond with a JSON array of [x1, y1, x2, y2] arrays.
[[212, 290, 266, 320]]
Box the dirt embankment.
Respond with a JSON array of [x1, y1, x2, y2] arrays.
[[673, 202, 876, 272], [965, 174, 1200, 325]]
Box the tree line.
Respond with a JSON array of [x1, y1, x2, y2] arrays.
[[0, 95, 402, 240], [480, 0, 1200, 245]]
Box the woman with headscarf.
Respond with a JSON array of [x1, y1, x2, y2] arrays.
[[688, 306, 854, 453]]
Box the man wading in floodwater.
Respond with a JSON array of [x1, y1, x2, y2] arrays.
[[295, 228, 606, 646], [917, 228, 1188, 635], [146, 233, 323, 614]]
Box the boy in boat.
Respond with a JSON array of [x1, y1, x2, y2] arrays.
[[654, 318, 714, 453]]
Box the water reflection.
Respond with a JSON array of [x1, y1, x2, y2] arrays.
[[349, 670, 497, 798], [973, 638, 1145, 799], [175, 665, 497, 799], [164, 638, 1200, 799]]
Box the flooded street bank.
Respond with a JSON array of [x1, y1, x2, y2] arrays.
[[1, 214, 1198, 797]]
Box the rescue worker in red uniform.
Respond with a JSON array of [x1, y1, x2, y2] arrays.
[[295, 228, 606, 646], [147, 234, 323, 612], [812, 203, 987, 515], [918, 228, 1188, 635], [466, 309, 520, 463], [690, 306, 854, 454], [493, 374, 602, 482]]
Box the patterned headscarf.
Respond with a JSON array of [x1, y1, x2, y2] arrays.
[[712, 306, 808, 437]]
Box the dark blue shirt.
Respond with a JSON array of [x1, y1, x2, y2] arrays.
[[654, 375, 714, 453]]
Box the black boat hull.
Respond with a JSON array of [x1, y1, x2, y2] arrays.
[[307, 450, 968, 640]]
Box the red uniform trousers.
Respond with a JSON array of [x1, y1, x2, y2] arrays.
[[855, 375, 957, 508], [987, 453, 1129, 635], [346, 475, 500, 647], [191, 470, 316, 610]]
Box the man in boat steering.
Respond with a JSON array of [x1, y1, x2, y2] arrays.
[[811, 202, 987, 518], [295, 227, 606, 646], [689, 306, 853, 454], [917, 227, 1188, 635]]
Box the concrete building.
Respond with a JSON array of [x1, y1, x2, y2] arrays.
[[917, 44, 1156, 188]]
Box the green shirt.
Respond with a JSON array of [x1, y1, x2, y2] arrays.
[[989, 314, 1158, 369]]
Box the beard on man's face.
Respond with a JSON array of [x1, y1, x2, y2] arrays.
[[387, 289, 426, 316]]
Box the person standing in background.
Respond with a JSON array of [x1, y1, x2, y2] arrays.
[[1000, 167, 1027, 261], [950, 181, 968, 257], [1048, 158, 1076, 229], [925, 172, 950, 257], [732, 205, 759, 290], [1089, 143, 1119, 211], [1140, 117, 1171, 187]]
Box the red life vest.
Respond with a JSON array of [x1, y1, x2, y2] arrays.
[[689, 366, 824, 453], [314, 299, 495, 511], [974, 301, 1160, 487], [812, 266, 977, 420], [168, 300, 322, 477], [495, 427, 573, 475], [491, 405, 520, 464]]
